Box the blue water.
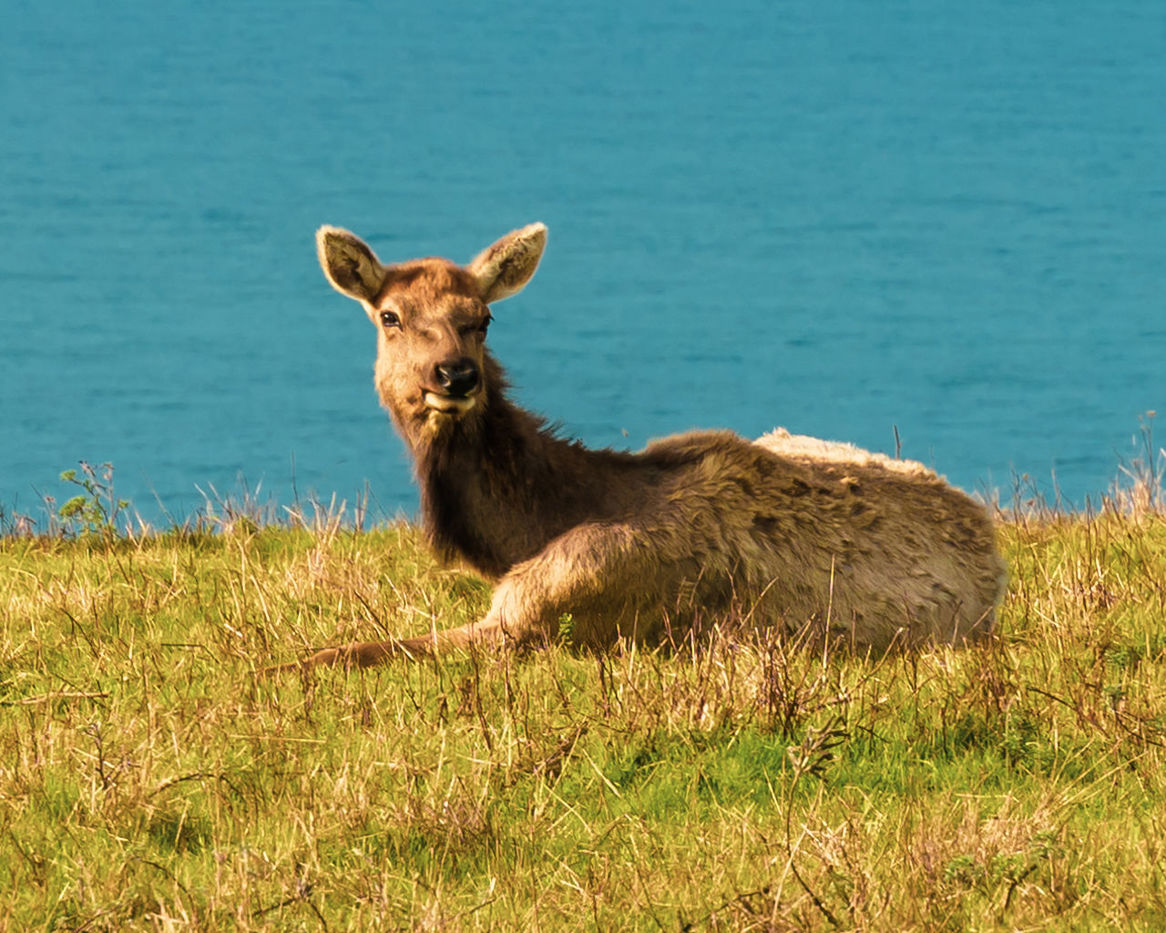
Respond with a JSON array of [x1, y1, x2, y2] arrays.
[[2, 0, 1164, 525]]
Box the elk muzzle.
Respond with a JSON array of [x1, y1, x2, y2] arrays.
[[424, 358, 481, 415]]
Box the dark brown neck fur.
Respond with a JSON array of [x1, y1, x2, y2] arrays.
[[408, 354, 668, 578]]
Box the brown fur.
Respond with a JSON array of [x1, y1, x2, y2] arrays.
[[289, 223, 1007, 671]]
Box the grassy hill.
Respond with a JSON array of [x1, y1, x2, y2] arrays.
[[2, 483, 1165, 930]]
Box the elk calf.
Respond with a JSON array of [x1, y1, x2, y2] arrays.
[[292, 223, 1006, 669]]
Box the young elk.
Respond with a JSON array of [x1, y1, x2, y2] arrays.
[[292, 222, 1006, 670]]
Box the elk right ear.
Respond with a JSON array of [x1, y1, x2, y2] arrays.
[[468, 223, 547, 304], [316, 226, 386, 301]]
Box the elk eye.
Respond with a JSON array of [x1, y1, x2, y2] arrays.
[[379, 310, 401, 329], [478, 313, 493, 335]]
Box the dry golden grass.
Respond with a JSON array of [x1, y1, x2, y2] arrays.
[[2, 470, 1165, 929]]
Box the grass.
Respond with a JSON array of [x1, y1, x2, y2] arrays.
[[2, 468, 1166, 929]]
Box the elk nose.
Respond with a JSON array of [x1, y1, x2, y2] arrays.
[[435, 360, 480, 397]]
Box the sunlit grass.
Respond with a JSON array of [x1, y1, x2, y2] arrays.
[[2, 470, 1166, 929]]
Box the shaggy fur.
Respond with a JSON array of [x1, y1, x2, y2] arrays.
[[292, 223, 1007, 669]]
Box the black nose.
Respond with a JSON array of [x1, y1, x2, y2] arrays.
[[435, 360, 480, 397]]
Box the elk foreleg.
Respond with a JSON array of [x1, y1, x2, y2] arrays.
[[264, 617, 508, 675], [474, 521, 664, 648], [268, 521, 660, 674]]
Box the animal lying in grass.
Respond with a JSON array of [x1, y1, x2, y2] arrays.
[[287, 222, 1006, 670]]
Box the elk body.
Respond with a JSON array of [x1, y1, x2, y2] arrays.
[[297, 222, 1007, 669]]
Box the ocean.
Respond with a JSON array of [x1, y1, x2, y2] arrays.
[[2, 0, 1163, 526]]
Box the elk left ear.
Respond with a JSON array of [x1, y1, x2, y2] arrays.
[[468, 223, 547, 304]]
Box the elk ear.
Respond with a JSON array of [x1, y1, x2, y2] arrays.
[[468, 223, 547, 304], [316, 226, 386, 301]]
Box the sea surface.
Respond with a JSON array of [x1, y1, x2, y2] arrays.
[[2, 0, 1164, 526]]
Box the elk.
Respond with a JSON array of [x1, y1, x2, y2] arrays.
[[290, 222, 1006, 670]]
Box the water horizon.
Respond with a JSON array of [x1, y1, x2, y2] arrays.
[[3, 0, 1163, 529]]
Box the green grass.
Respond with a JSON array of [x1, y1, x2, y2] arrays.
[[3, 507, 1166, 930]]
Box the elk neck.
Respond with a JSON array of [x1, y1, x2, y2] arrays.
[[406, 354, 661, 579]]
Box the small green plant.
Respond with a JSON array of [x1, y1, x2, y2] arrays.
[[557, 612, 576, 644], [57, 461, 130, 537]]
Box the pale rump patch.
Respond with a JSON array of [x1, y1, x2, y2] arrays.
[[755, 427, 935, 479]]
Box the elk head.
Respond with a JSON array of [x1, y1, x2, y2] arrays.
[[316, 223, 547, 439]]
